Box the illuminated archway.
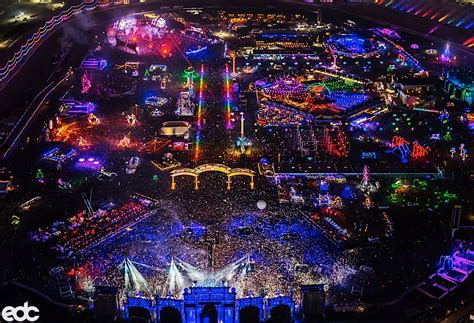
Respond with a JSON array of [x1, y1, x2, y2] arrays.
[[195, 163, 232, 174], [170, 164, 255, 190], [227, 168, 255, 190], [170, 168, 199, 190]]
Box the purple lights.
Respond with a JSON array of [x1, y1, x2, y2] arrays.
[[75, 156, 104, 171]]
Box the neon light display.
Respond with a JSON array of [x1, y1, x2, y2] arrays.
[[197, 64, 204, 129], [144, 96, 168, 107], [411, 141, 430, 159], [376, 0, 474, 31], [108, 15, 169, 57], [256, 68, 371, 123], [81, 71, 92, 94], [80, 56, 107, 70], [194, 132, 201, 162], [0, 2, 97, 82], [440, 44, 454, 63], [185, 46, 208, 55], [195, 64, 204, 161], [225, 63, 232, 129], [326, 32, 387, 58], [76, 156, 103, 171], [43, 147, 77, 162]]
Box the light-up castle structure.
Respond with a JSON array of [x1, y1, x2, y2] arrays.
[[117, 257, 297, 322], [124, 285, 294, 323]]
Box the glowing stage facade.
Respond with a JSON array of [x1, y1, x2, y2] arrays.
[[124, 286, 293, 322]]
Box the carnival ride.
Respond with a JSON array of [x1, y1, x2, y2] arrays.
[[392, 143, 411, 163], [236, 112, 251, 155], [196, 64, 205, 129], [185, 45, 208, 55], [183, 66, 196, 97], [86, 113, 100, 126], [358, 165, 377, 193], [126, 157, 140, 174], [175, 92, 194, 116]]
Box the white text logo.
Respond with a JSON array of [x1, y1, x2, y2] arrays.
[[1, 302, 40, 322]]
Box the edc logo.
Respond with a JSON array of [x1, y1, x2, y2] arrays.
[[1, 302, 40, 322]]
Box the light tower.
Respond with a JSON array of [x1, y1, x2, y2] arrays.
[[229, 50, 237, 77], [330, 50, 338, 70], [358, 164, 373, 192], [240, 112, 245, 154], [440, 43, 452, 63], [225, 63, 232, 129], [184, 67, 196, 97], [450, 205, 462, 238], [204, 228, 220, 273]]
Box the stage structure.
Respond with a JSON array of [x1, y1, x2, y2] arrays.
[[123, 286, 293, 323], [120, 255, 294, 322]]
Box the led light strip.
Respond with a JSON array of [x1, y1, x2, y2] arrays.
[[0, 1, 98, 82]]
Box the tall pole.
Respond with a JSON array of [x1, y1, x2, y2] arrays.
[[229, 50, 236, 77], [232, 54, 236, 76], [225, 64, 231, 128], [240, 112, 245, 154], [240, 112, 245, 139], [204, 228, 219, 273], [188, 72, 193, 94], [450, 205, 462, 238], [208, 243, 213, 272], [197, 64, 204, 129]]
